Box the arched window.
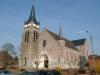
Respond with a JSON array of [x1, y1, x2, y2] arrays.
[[43, 40, 46, 48]]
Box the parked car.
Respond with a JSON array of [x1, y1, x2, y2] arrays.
[[20, 71, 38, 75], [0, 70, 15, 75], [20, 70, 61, 75]]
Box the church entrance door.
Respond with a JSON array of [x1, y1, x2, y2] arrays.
[[44, 60, 48, 68], [39, 54, 49, 68]]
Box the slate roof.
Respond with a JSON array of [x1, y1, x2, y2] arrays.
[[72, 38, 86, 46], [25, 5, 39, 25], [45, 29, 78, 50]]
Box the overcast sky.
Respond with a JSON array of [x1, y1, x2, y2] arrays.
[[0, 0, 100, 55]]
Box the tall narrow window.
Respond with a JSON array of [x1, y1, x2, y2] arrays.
[[27, 30, 29, 42], [58, 57, 60, 63], [33, 31, 36, 42], [36, 32, 38, 40], [43, 40, 46, 48], [25, 31, 27, 42], [67, 51, 69, 62], [33, 31, 34, 42], [72, 52, 74, 62], [24, 57, 27, 66]]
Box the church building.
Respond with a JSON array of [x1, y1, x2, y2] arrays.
[[19, 4, 88, 70]]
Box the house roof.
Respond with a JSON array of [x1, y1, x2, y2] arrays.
[[72, 38, 86, 46], [88, 55, 100, 60], [45, 29, 78, 50]]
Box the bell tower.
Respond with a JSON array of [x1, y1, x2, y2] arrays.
[[19, 4, 40, 70]]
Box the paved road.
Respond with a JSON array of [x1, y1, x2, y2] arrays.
[[77, 73, 100, 75], [77, 74, 88, 75]]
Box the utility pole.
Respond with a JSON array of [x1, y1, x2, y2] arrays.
[[75, 30, 94, 71], [90, 35, 94, 71], [86, 31, 94, 71]]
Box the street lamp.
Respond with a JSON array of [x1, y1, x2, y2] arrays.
[[86, 31, 94, 71], [75, 30, 94, 71]]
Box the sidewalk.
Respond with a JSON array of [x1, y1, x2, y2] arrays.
[[77, 74, 88, 75]]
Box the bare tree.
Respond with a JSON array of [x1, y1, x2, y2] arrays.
[[1, 43, 17, 57], [0, 51, 13, 69], [0, 43, 19, 69]]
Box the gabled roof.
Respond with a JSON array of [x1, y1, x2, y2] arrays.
[[45, 29, 60, 40], [45, 29, 78, 50], [25, 5, 39, 25], [88, 55, 100, 60], [72, 38, 86, 46]]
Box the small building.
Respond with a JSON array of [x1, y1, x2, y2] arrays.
[[72, 39, 88, 70], [72, 39, 88, 59], [88, 55, 100, 72]]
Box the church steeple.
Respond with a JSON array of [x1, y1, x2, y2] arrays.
[[59, 25, 63, 40], [25, 4, 39, 25], [30, 5, 35, 18]]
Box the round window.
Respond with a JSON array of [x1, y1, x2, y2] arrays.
[[43, 40, 46, 47]]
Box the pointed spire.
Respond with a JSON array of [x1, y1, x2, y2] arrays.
[[30, 0, 35, 18], [59, 24, 63, 40], [29, 4, 35, 18], [25, 1, 39, 25]]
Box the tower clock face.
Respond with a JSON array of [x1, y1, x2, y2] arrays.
[[25, 25, 28, 27], [24, 23, 39, 29], [33, 24, 36, 27], [36, 25, 39, 29], [43, 40, 46, 48]]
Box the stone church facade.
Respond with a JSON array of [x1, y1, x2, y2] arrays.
[[19, 4, 88, 70]]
